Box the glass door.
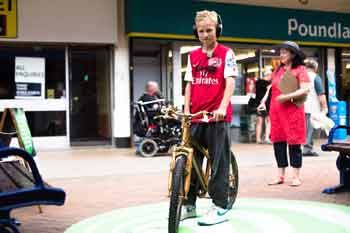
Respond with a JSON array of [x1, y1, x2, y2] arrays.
[[69, 46, 112, 145]]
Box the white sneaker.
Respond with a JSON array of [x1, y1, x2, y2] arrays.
[[197, 204, 229, 226], [180, 205, 197, 221]]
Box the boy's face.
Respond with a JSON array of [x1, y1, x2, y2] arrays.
[[196, 18, 217, 47]]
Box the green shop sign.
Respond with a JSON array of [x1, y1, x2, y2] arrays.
[[126, 0, 350, 46]]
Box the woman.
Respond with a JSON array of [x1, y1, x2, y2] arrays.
[[256, 59, 281, 144], [260, 41, 310, 187], [255, 70, 271, 144]]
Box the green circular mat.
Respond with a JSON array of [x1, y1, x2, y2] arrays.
[[65, 198, 350, 233]]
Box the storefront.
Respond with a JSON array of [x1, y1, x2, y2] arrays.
[[127, 0, 350, 142], [335, 47, 350, 127], [0, 0, 119, 148]]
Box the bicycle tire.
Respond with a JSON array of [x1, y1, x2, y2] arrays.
[[168, 154, 187, 233], [227, 151, 239, 209]]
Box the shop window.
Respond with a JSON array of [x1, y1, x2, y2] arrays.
[[234, 48, 259, 96], [0, 45, 66, 99], [26, 111, 66, 136], [339, 48, 350, 101], [0, 45, 67, 137]]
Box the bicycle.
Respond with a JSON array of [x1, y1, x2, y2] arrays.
[[163, 106, 239, 233]]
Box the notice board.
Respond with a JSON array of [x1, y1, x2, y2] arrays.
[[0, 108, 36, 156]]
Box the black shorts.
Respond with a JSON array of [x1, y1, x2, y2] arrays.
[[257, 109, 269, 117]]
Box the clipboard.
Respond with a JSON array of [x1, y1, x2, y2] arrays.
[[278, 71, 306, 107]]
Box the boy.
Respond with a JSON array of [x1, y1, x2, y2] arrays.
[[182, 10, 237, 226]]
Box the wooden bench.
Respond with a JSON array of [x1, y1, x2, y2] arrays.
[[0, 147, 66, 233], [321, 125, 350, 194]]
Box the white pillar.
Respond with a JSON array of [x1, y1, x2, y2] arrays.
[[327, 48, 335, 73], [172, 43, 183, 109], [113, 0, 131, 147]]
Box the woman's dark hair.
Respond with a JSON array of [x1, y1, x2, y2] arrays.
[[290, 50, 305, 68]]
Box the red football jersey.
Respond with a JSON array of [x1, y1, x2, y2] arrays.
[[185, 44, 238, 122]]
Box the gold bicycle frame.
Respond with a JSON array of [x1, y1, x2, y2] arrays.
[[167, 108, 211, 200]]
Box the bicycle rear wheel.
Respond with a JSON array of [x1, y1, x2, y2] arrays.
[[227, 151, 239, 209], [168, 154, 187, 233]]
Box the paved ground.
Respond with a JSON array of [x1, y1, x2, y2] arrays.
[[10, 140, 350, 233]]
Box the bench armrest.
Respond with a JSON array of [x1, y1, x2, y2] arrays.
[[0, 147, 44, 187], [322, 125, 350, 151]]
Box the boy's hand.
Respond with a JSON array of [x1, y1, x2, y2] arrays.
[[213, 108, 226, 121]]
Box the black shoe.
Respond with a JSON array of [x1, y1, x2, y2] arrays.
[[303, 152, 319, 157]]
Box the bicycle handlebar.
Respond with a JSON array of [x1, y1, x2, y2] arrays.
[[161, 107, 214, 122]]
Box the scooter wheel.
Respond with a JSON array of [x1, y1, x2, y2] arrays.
[[139, 139, 158, 157]]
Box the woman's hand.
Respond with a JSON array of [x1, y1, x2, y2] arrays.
[[257, 102, 266, 112], [276, 94, 289, 103]]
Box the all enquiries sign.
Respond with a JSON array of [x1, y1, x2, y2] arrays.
[[15, 57, 46, 99]]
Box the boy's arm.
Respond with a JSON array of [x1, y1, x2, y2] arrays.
[[319, 94, 328, 114], [314, 75, 328, 114], [184, 82, 191, 114], [214, 49, 237, 120], [214, 77, 235, 120]]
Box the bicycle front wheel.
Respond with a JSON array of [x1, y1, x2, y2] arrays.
[[227, 151, 239, 209], [168, 154, 187, 233]]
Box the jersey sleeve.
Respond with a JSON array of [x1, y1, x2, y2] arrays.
[[224, 49, 238, 78], [184, 55, 193, 82], [314, 75, 325, 95]]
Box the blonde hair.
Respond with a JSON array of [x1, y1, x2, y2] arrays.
[[195, 10, 218, 25], [304, 58, 318, 71]]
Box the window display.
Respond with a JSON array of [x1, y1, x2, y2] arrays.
[[0, 45, 66, 136]]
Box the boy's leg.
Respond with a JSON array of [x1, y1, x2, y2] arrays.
[[197, 122, 231, 226], [207, 122, 231, 209], [183, 124, 205, 206]]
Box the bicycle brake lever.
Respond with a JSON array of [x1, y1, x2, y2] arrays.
[[201, 112, 213, 123], [202, 114, 210, 123]]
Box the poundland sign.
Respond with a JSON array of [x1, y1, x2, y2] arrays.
[[126, 0, 350, 46], [288, 19, 350, 40]]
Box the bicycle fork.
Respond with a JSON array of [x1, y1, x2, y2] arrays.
[[168, 146, 194, 200]]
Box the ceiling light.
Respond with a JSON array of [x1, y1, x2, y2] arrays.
[[236, 52, 256, 61], [180, 46, 200, 54], [247, 67, 259, 73]]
